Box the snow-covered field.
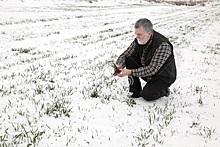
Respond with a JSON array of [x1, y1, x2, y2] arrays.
[[0, 0, 220, 146]]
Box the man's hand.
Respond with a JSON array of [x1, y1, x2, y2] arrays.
[[113, 65, 122, 76], [117, 69, 132, 77]]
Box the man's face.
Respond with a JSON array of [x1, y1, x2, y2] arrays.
[[135, 26, 151, 45]]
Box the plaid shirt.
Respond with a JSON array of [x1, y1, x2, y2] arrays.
[[116, 37, 171, 78]]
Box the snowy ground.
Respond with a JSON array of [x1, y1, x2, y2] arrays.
[[0, 0, 220, 147]]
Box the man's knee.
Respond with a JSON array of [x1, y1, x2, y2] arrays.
[[141, 91, 160, 101]]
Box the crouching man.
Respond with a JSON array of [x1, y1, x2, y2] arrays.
[[114, 18, 177, 101]]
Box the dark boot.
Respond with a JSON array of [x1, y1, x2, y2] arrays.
[[129, 91, 141, 98], [159, 88, 170, 97]]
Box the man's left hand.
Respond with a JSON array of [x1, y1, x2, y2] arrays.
[[117, 69, 132, 77]]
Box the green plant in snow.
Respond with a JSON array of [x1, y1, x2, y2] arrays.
[[125, 98, 136, 107], [1, 124, 45, 147], [197, 95, 203, 106], [90, 89, 99, 98], [45, 98, 72, 118], [133, 128, 154, 146], [198, 126, 215, 139], [12, 125, 45, 146], [0, 128, 9, 146], [190, 121, 201, 128], [195, 85, 203, 93]]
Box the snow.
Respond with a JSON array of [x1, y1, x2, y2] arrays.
[[0, 0, 220, 146]]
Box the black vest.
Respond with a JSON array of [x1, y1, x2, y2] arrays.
[[135, 30, 177, 84]]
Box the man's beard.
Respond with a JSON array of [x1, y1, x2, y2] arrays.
[[137, 38, 148, 45]]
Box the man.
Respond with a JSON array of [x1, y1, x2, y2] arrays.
[[114, 18, 177, 101]]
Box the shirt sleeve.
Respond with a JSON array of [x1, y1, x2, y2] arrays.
[[116, 40, 136, 68], [131, 42, 171, 77]]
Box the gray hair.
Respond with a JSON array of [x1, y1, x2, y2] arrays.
[[134, 18, 153, 33]]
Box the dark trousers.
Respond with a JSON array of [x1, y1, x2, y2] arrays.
[[125, 56, 171, 101]]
